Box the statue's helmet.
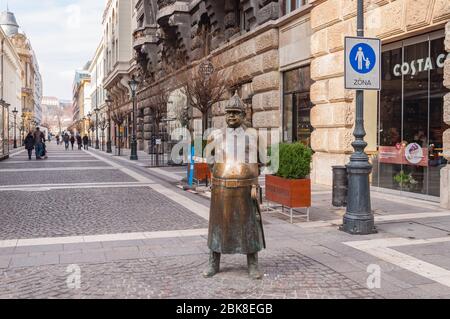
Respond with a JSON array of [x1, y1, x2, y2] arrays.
[[225, 92, 245, 113]]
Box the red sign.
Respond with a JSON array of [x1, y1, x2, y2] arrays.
[[378, 145, 428, 167]]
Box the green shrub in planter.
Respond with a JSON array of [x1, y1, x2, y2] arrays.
[[275, 142, 312, 179]]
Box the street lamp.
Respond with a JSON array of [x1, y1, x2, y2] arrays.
[[94, 106, 100, 149], [128, 75, 139, 161], [87, 112, 92, 146], [105, 94, 113, 153], [12, 107, 18, 148]]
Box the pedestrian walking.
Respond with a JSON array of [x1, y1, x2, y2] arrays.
[[24, 131, 35, 160], [63, 133, 70, 151], [83, 135, 89, 150], [76, 134, 82, 150], [70, 135, 75, 150], [33, 127, 45, 160], [56, 135, 60, 145]]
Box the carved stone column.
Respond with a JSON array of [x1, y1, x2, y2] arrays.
[[440, 21, 450, 208]]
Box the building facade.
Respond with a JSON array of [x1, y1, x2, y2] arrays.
[[128, 0, 450, 204], [102, 0, 136, 150], [0, 11, 25, 160], [71, 67, 92, 135], [0, 9, 42, 137], [307, 0, 449, 204], [89, 41, 108, 148]]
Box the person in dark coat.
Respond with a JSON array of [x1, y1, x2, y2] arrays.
[[24, 132, 35, 160], [83, 135, 89, 150], [70, 135, 75, 150], [76, 134, 82, 150], [33, 127, 45, 160], [63, 133, 70, 151]]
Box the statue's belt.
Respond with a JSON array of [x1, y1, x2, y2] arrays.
[[212, 177, 259, 188]]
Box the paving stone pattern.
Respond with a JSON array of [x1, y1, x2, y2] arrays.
[[0, 170, 136, 186], [0, 248, 380, 299], [0, 187, 208, 240]]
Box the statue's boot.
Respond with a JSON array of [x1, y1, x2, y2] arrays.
[[203, 251, 221, 278], [247, 253, 262, 280]]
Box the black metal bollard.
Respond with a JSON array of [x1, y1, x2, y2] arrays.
[[332, 166, 348, 207]]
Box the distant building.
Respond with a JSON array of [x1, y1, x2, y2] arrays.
[[70, 65, 91, 134], [0, 10, 25, 160], [41, 97, 73, 135], [0, 9, 43, 134]]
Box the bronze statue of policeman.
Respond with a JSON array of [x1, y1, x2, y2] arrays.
[[204, 93, 265, 280]]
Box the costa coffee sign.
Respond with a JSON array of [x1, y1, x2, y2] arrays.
[[393, 53, 449, 76]]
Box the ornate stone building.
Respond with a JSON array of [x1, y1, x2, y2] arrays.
[[0, 9, 40, 160], [133, 0, 305, 151], [0, 16, 22, 160], [132, 0, 450, 203], [0, 9, 42, 131], [102, 0, 137, 150]]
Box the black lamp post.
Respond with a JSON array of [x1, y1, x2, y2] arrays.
[[87, 112, 92, 146], [128, 75, 139, 161], [94, 107, 100, 149], [340, 0, 376, 235], [105, 95, 113, 153], [12, 107, 18, 148]]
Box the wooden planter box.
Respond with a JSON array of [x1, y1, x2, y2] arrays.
[[194, 163, 211, 182], [265, 175, 311, 208]]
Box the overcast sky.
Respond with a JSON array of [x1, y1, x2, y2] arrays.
[[3, 0, 104, 100]]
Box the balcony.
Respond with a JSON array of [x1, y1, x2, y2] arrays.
[[156, 0, 189, 23], [133, 25, 158, 51]]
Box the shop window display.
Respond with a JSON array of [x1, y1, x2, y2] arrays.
[[372, 32, 449, 197]]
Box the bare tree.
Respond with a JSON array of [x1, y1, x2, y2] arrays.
[[111, 108, 128, 156], [149, 83, 170, 138], [98, 117, 108, 150], [180, 63, 230, 136]]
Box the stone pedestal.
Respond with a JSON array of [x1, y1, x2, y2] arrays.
[[441, 22, 450, 208]]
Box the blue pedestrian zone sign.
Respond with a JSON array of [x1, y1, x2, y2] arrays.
[[345, 36, 381, 90]]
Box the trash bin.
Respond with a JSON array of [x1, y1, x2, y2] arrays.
[[332, 165, 348, 207]]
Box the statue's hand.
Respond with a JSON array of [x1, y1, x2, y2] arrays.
[[251, 185, 258, 200]]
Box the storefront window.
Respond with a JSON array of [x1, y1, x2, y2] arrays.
[[282, 65, 312, 146], [372, 32, 449, 198]]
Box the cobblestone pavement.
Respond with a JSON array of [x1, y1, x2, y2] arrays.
[[2, 143, 450, 299], [0, 248, 380, 299], [0, 187, 207, 240], [0, 161, 107, 169], [0, 169, 136, 185]]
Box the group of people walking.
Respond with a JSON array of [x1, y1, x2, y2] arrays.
[[24, 130, 91, 160], [24, 127, 47, 160], [56, 133, 90, 151]]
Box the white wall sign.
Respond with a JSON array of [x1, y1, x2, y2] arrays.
[[345, 36, 381, 90]]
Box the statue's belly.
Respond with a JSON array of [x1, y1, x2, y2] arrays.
[[212, 162, 259, 180]]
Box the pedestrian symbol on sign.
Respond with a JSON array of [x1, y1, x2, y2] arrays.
[[345, 36, 380, 90], [350, 43, 376, 74]]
